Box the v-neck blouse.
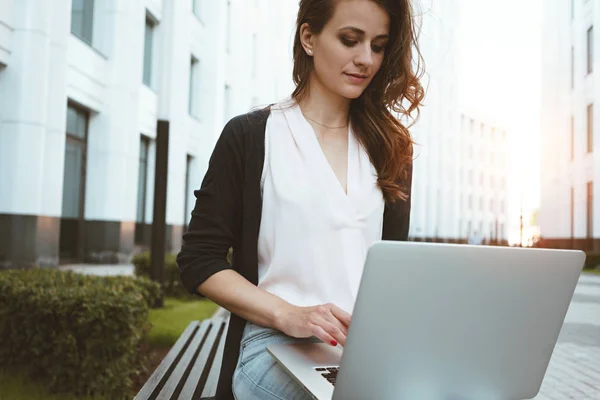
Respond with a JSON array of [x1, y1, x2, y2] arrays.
[[257, 101, 385, 314]]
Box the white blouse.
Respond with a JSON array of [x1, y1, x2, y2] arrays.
[[257, 100, 385, 314]]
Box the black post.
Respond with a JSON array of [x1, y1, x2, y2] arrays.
[[150, 120, 169, 308]]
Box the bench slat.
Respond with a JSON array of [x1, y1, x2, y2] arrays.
[[157, 319, 212, 400], [178, 318, 226, 400], [134, 321, 200, 400], [200, 318, 230, 398]]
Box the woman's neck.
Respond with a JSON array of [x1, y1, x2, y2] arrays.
[[297, 74, 350, 128]]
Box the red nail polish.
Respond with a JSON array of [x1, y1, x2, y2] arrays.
[[330, 340, 337, 346]]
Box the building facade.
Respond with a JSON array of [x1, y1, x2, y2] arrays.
[[540, 0, 597, 250], [407, 0, 510, 244], [456, 113, 509, 244], [0, 0, 294, 268]]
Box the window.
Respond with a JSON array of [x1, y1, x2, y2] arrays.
[[490, 198, 494, 212], [588, 103, 593, 153], [63, 106, 89, 218], [571, 0, 574, 20], [136, 136, 150, 224], [469, 169, 473, 185], [193, 0, 202, 18], [500, 223, 505, 240], [66, 106, 88, 140], [61, 104, 89, 261], [71, 0, 95, 45], [571, 115, 575, 160], [588, 26, 594, 74], [468, 195, 472, 210], [143, 16, 156, 87], [479, 197, 483, 212], [189, 56, 201, 118], [571, 46, 575, 89]]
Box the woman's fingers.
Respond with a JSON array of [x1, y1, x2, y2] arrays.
[[312, 316, 347, 346], [328, 303, 352, 329], [310, 323, 341, 347]]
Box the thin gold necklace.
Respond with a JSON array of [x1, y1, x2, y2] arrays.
[[302, 113, 348, 129]]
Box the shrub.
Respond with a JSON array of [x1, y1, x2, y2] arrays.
[[0, 268, 161, 398], [584, 252, 600, 270], [131, 252, 184, 296]]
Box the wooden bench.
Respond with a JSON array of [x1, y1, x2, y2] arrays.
[[134, 316, 230, 400]]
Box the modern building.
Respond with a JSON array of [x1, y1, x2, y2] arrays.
[[540, 0, 597, 250], [0, 0, 295, 268], [407, 0, 510, 244], [456, 112, 509, 244]]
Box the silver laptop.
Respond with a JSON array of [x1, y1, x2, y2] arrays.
[[267, 241, 585, 400]]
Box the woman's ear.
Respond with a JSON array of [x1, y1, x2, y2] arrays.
[[300, 22, 315, 56]]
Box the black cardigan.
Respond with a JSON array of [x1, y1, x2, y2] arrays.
[[177, 107, 412, 400]]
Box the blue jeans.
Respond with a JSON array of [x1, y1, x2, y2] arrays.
[[232, 322, 320, 400]]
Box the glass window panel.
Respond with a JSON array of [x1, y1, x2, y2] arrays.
[[137, 137, 149, 223], [71, 0, 94, 45], [143, 18, 154, 87], [62, 141, 83, 219], [66, 106, 79, 135], [66, 105, 87, 139]]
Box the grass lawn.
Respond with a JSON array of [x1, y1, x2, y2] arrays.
[[584, 268, 600, 276], [1, 297, 219, 400], [0, 371, 105, 400], [147, 297, 220, 348]]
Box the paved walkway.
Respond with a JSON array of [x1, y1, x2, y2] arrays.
[[58, 263, 134, 276], [534, 273, 600, 399]]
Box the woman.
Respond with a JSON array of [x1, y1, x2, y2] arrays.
[[177, 0, 425, 398]]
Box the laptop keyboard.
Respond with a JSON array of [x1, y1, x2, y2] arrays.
[[315, 367, 339, 386]]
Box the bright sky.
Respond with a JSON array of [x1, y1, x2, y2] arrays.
[[456, 0, 543, 244]]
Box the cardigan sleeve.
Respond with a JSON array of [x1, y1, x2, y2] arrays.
[[382, 161, 413, 241], [176, 117, 244, 296]]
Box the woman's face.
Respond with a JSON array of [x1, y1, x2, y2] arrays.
[[303, 0, 390, 99]]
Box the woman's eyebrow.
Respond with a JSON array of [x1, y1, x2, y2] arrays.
[[339, 26, 389, 39]]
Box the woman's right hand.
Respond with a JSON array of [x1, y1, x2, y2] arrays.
[[275, 303, 352, 347]]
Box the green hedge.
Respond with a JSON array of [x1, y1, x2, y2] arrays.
[[132, 252, 184, 296], [0, 268, 161, 398], [584, 252, 600, 269]]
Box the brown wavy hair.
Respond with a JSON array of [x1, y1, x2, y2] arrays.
[[291, 0, 425, 203]]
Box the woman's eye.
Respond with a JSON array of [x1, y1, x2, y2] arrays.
[[372, 45, 385, 53], [341, 37, 358, 47]]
